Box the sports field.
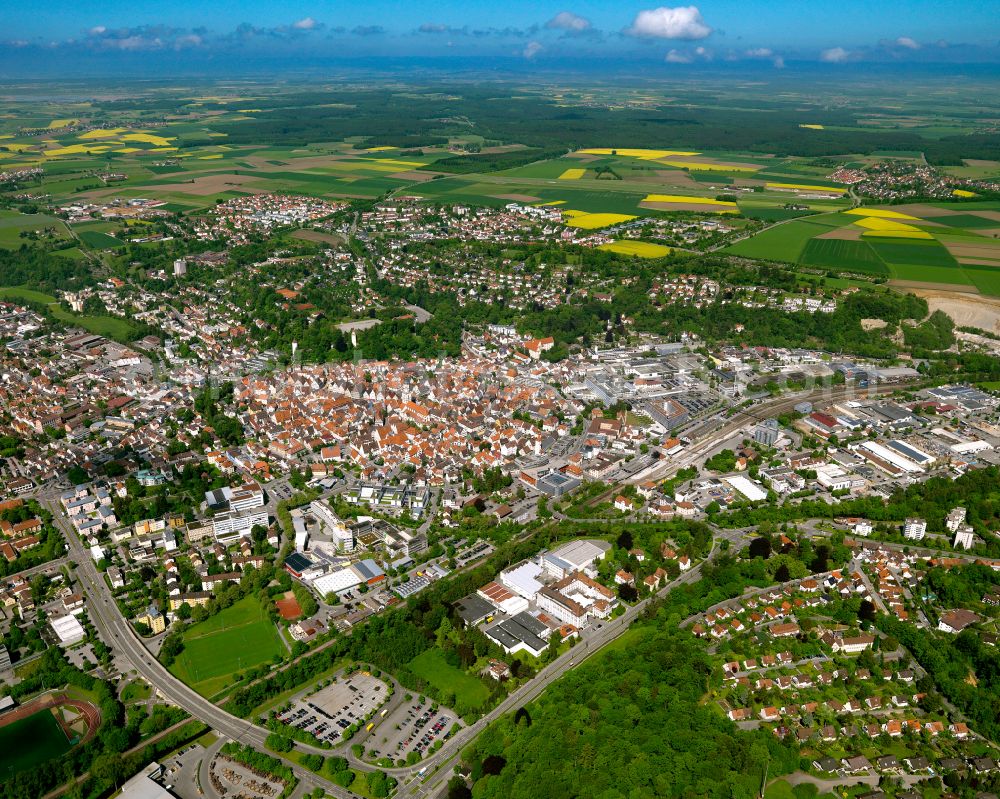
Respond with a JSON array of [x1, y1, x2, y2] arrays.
[[408, 647, 489, 711], [170, 596, 285, 698], [0, 710, 71, 775]]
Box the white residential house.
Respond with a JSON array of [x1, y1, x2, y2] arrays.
[[945, 507, 967, 533], [903, 518, 926, 541], [953, 526, 976, 551]]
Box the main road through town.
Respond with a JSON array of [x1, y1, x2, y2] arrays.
[[40, 380, 903, 799]]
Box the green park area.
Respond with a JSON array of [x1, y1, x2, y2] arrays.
[[0, 709, 72, 776], [169, 596, 285, 698], [407, 647, 490, 710], [0, 286, 136, 339]]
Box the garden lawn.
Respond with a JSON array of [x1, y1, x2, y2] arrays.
[[169, 597, 284, 698], [407, 647, 489, 710]]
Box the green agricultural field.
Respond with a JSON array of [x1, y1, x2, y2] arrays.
[[931, 213, 1000, 230], [868, 239, 959, 268], [887, 264, 972, 285], [0, 710, 72, 775], [407, 647, 489, 711], [0, 211, 68, 248], [723, 220, 827, 263], [738, 205, 812, 222], [76, 230, 124, 249], [169, 596, 285, 698], [799, 238, 889, 275], [961, 266, 1000, 297]]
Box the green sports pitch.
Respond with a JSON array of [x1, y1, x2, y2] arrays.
[[0, 709, 72, 776], [169, 596, 285, 698]]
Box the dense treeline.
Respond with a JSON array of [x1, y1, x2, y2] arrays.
[[0, 245, 94, 293]]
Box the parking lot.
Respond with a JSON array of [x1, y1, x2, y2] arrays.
[[364, 698, 458, 764], [155, 742, 208, 799], [276, 671, 388, 744]]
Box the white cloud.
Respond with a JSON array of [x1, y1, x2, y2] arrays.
[[626, 6, 712, 40], [545, 11, 591, 33], [523, 40, 543, 59], [665, 48, 693, 63], [772, 55, 785, 69], [895, 36, 920, 49], [745, 47, 772, 58], [820, 46, 851, 63], [293, 17, 318, 31], [89, 26, 107, 35], [174, 34, 203, 49]]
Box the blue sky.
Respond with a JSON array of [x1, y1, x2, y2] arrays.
[[3, 1, 1000, 71]]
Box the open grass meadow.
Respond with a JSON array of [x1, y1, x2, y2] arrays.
[[724, 219, 827, 262], [962, 266, 1000, 296], [798, 238, 889, 276], [169, 596, 285, 698], [75, 229, 125, 249], [0, 709, 72, 776], [0, 287, 140, 339], [0, 210, 69, 248], [407, 647, 490, 711]]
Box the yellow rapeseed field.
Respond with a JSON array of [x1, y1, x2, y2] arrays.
[[643, 194, 734, 205], [370, 158, 428, 168], [598, 240, 671, 258], [565, 212, 636, 229], [844, 208, 919, 220], [953, 189, 976, 198], [657, 160, 758, 172], [558, 168, 586, 179], [860, 229, 934, 240], [45, 143, 111, 156], [79, 128, 127, 139], [580, 148, 699, 159], [121, 133, 175, 147], [854, 218, 933, 239]]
